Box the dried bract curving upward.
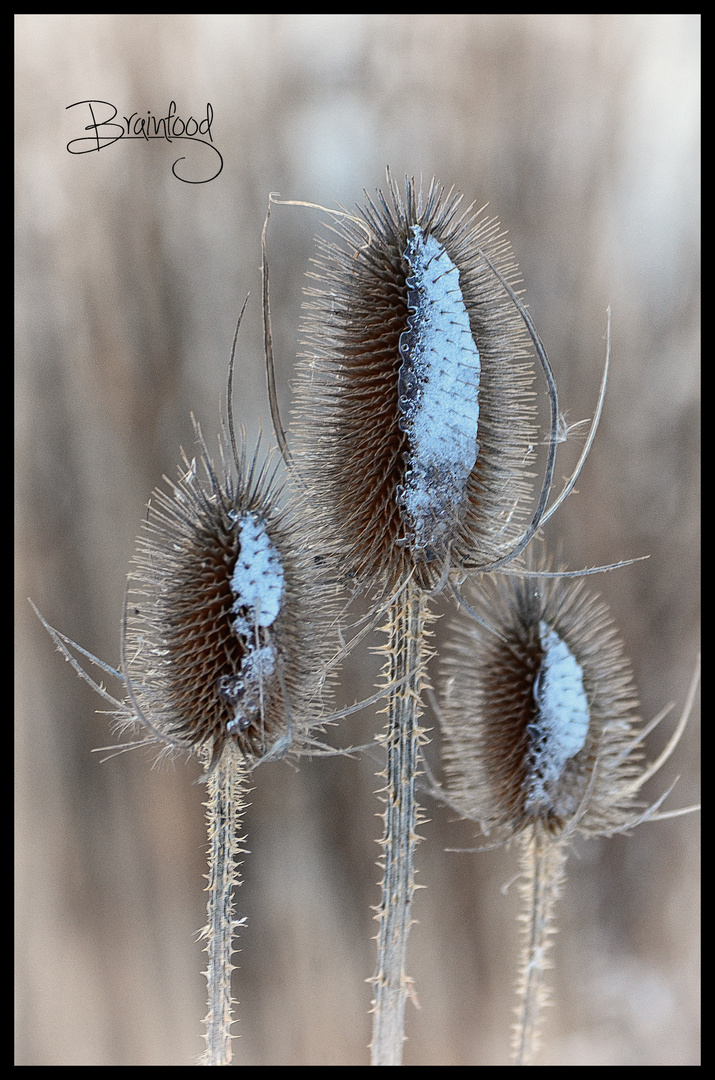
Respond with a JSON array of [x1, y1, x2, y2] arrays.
[[292, 174, 541, 595]]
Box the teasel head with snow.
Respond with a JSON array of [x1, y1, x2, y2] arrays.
[[434, 557, 699, 1064], [289, 173, 558, 598], [439, 560, 697, 841], [37, 412, 338, 779], [32, 303, 346, 1065], [119, 426, 339, 774]]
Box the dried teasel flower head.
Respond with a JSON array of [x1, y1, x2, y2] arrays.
[[33, 306, 341, 775], [291, 173, 554, 597], [121, 417, 337, 772], [33, 307, 347, 1068], [439, 562, 692, 842]]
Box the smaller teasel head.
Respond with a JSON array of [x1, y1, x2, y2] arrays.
[[438, 564, 658, 841], [123, 424, 335, 771], [292, 173, 544, 596]]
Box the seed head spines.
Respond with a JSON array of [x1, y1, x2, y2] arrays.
[[293, 174, 541, 596]]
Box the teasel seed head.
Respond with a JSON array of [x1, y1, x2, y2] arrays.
[[292, 173, 543, 596], [123, 421, 336, 772], [439, 563, 651, 841]]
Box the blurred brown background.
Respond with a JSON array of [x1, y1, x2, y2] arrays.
[[16, 15, 699, 1065]]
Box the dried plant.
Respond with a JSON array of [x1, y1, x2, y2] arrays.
[[30, 167, 696, 1064], [290, 173, 556, 595], [437, 562, 700, 1065], [33, 311, 341, 1065], [287, 172, 561, 1063]]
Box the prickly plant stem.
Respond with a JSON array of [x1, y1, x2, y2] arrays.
[[199, 745, 248, 1066], [370, 578, 429, 1066], [513, 825, 567, 1066]]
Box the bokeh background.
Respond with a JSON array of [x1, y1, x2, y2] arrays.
[[16, 14, 699, 1066]]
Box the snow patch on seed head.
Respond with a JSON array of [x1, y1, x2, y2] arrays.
[[223, 513, 285, 738], [525, 622, 590, 809], [397, 226, 481, 557], [230, 513, 284, 634]]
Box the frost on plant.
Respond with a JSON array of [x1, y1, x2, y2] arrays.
[[436, 561, 699, 1064], [230, 512, 285, 634], [525, 622, 590, 812], [397, 225, 481, 560], [292, 173, 545, 595]]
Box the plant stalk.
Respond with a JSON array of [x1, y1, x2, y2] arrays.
[[370, 578, 429, 1066], [199, 746, 248, 1066], [513, 826, 567, 1066]]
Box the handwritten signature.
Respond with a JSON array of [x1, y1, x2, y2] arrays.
[[66, 100, 223, 184]]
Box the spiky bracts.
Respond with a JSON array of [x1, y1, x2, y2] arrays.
[[438, 564, 657, 1063], [124, 424, 335, 770], [439, 567, 644, 840], [292, 175, 538, 595]]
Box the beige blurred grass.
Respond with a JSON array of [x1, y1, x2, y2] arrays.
[[16, 14, 699, 1065]]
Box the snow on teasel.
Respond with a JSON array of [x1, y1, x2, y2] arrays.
[[293, 173, 543, 595]]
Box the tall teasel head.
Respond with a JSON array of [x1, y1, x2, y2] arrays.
[[438, 564, 658, 841], [291, 174, 546, 596], [122, 420, 336, 772]]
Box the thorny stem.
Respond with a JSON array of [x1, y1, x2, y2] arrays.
[[513, 826, 568, 1066], [199, 745, 248, 1066], [370, 578, 429, 1066]]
